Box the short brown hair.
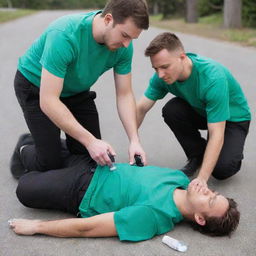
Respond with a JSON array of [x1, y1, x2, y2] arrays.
[[191, 198, 240, 237], [145, 32, 184, 57], [101, 0, 149, 30]]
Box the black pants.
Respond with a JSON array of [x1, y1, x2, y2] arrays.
[[16, 154, 96, 214], [162, 97, 250, 180], [14, 70, 101, 172]]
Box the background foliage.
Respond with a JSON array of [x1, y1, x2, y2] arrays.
[[0, 0, 255, 27]]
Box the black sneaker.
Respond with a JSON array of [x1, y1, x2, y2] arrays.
[[10, 133, 33, 179], [180, 157, 203, 177]]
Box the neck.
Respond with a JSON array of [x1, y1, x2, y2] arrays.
[[179, 56, 193, 81], [173, 188, 194, 221], [92, 13, 105, 44]]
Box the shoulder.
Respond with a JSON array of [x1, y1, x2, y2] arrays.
[[47, 11, 99, 33], [189, 53, 227, 82]]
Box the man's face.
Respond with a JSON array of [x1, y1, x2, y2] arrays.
[[103, 15, 142, 51], [187, 182, 229, 218], [150, 49, 186, 84]]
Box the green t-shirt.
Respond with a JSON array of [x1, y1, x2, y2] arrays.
[[145, 53, 251, 123], [79, 163, 189, 242], [18, 11, 133, 97]]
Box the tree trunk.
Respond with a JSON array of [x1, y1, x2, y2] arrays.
[[6, 0, 13, 8], [186, 0, 198, 23], [153, 2, 159, 15], [223, 0, 242, 28]]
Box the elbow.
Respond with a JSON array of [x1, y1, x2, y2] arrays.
[[39, 98, 47, 114], [39, 94, 56, 115]]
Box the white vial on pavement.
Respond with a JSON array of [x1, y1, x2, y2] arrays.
[[162, 235, 188, 252]]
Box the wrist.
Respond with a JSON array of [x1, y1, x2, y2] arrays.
[[33, 221, 42, 234], [79, 132, 96, 148], [197, 172, 209, 182], [129, 135, 140, 144]]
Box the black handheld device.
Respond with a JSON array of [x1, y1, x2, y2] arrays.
[[134, 154, 144, 167]]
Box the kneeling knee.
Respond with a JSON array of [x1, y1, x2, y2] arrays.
[[212, 160, 241, 180], [16, 174, 35, 207], [162, 98, 183, 121]]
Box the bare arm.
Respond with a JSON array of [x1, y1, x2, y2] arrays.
[[9, 213, 117, 238], [136, 95, 156, 128], [40, 68, 114, 166], [195, 121, 226, 183], [114, 72, 146, 164]]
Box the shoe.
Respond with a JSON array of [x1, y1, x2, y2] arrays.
[[10, 133, 33, 179], [180, 157, 203, 177]]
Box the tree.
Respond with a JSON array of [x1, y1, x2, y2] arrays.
[[223, 0, 242, 28], [186, 0, 198, 23], [6, 0, 13, 8]]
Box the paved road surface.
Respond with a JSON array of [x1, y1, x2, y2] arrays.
[[0, 10, 255, 256]]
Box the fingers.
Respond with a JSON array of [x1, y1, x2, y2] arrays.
[[140, 152, 147, 166], [129, 153, 135, 165], [128, 142, 147, 166], [107, 146, 116, 157], [87, 139, 116, 166]]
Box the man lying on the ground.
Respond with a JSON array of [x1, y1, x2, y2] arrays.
[[9, 135, 239, 241]]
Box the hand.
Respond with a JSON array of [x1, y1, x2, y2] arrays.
[[128, 141, 147, 166], [86, 138, 116, 166], [190, 177, 208, 191], [8, 218, 41, 236]]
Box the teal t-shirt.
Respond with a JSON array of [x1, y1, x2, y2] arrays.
[[18, 11, 133, 97], [145, 53, 251, 123], [79, 163, 189, 242]]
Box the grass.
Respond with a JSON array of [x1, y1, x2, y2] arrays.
[[0, 9, 37, 23], [150, 13, 256, 47]]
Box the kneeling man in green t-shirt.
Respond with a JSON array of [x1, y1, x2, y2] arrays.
[[137, 32, 251, 186], [9, 137, 239, 242]]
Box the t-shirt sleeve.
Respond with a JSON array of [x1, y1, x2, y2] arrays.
[[114, 42, 133, 75], [204, 74, 230, 123], [114, 205, 158, 241], [144, 73, 168, 101], [40, 30, 75, 78]]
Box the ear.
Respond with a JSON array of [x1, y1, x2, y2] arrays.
[[180, 52, 186, 60], [194, 213, 206, 226], [103, 13, 113, 26]]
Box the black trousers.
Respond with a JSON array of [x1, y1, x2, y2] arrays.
[[16, 154, 96, 214], [14, 70, 101, 172], [162, 97, 250, 180]]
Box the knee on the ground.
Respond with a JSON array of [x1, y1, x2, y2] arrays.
[[16, 173, 38, 207], [212, 160, 242, 180]]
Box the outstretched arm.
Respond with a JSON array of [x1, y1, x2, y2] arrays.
[[9, 213, 117, 238], [114, 72, 146, 165], [136, 95, 156, 128], [191, 121, 225, 187]]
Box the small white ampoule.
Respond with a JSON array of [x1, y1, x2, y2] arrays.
[[162, 235, 188, 253], [109, 163, 116, 171]]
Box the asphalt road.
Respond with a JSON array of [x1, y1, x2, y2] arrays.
[[0, 10, 255, 256]]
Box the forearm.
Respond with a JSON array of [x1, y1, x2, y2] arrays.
[[136, 106, 146, 128], [198, 135, 224, 181], [10, 214, 117, 238], [116, 92, 140, 143], [35, 218, 89, 237], [136, 96, 155, 128]]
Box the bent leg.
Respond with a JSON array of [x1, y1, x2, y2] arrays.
[[212, 121, 250, 180], [14, 70, 62, 171], [162, 97, 207, 158], [16, 155, 95, 214]]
